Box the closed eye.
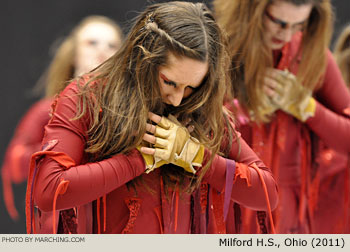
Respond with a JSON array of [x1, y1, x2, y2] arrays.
[[109, 43, 117, 50], [87, 39, 98, 46], [187, 86, 197, 91], [160, 72, 200, 90], [163, 79, 177, 87]]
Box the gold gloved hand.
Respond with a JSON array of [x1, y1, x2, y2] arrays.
[[257, 92, 279, 118], [267, 69, 316, 122], [138, 114, 204, 174]]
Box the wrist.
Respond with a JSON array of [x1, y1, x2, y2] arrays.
[[126, 149, 148, 176], [298, 96, 316, 122]]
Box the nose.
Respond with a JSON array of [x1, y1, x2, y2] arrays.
[[280, 28, 293, 43], [168, 88, 184, 107]]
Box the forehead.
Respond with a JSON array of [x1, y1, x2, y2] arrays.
[[160, 52, 208, 86], [76, 22, 118, 41], [267, 1, 313, 23]]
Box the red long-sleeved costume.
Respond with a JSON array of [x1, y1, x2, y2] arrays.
[[1, 98, 53, 220], [27, 80, 278, 234], [230, 32, 350, 233]]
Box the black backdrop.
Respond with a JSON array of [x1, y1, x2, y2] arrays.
[[0, 0, 348, 234]]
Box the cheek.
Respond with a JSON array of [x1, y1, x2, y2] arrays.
[[103, 46, 119, 61], [264, 30, 279, 49], [105, 48, 116, 58], [158, 82, 169, 98], [263, 22, 276, 39], [75, 47, 85, 65]]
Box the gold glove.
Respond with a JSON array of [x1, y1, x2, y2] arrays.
[[270, 70, 316, 122], [138, 115, 204, 174], [258, 92, 279, 118]]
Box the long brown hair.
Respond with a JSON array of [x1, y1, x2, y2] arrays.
[[44, 15, 123, 98], [334, 25, 350, 86], [75, 2, 230, 189], [214, 0, 333, 122]]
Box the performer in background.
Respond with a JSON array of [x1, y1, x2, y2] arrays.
[[310, 24, 350, 233], [1, 15, 123, 222], [214, 0, 350, 233], [26, 1, 278, 234]]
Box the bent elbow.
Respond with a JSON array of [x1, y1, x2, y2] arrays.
[[256, 167, 279, 211], [258, 175, 278, 212], [33, 176, 64, 212], [34, 189, 55, 212], [267, 184, 279, 211]]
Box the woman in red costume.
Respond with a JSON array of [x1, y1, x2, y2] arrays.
[[1, 15, 123, 222], [311, 24, 350, 233], [26, 2, 278, 234], [214, 0, 350, 233], [309, 24, 350, 233]]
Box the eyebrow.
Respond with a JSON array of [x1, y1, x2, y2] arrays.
[[159, 72, 198, 89]]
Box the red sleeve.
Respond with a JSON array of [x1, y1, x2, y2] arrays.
[[2, 99, 52, 183], [306, 50, 350, 152], [202, 124, 278, 211], [33, 82, 145, 212]]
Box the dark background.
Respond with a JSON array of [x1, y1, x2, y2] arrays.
[[0, 0, 348, 233]]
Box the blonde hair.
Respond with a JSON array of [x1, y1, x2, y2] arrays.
[[334, 25, 350, 86], [44, 15, 123, 98], [214, 0, 333, 122]]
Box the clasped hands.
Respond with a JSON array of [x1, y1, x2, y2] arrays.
[[262, 68, 316, 122], [138, 112, 204, 174]]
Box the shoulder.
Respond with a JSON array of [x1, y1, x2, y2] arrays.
[[60, 74, 100, 96], [321, 49, 344, 84], [25, 98, 54, 115]]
